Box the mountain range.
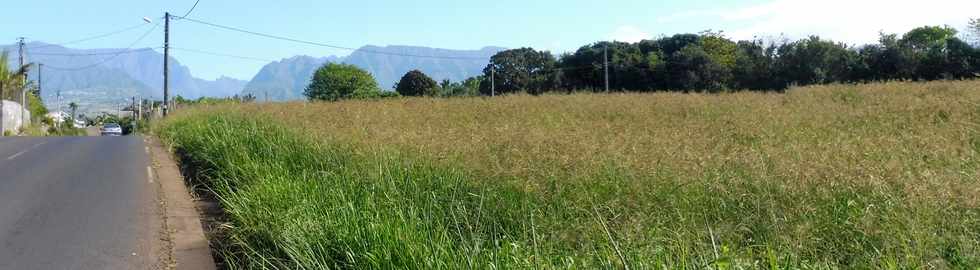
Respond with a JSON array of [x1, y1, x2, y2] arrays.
[[2, 42, 503, 113], [242, 46, 504, 101]]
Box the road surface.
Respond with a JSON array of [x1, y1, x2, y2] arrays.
[[0, 136, 165, 269]]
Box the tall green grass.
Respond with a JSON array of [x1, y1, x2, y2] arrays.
[[157, 82, 980, 269]]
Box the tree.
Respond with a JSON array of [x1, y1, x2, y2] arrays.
[[732, 40, 779, 90], [966, 18, 980, 47], [899, 26, 961, 80], [0, 51, 30, 101], [304, 63, 381, 101], [666, 45, 729, 91], [395, 70, 439, 97], [68, 102, 79, 120], [480, 48, 557, 95], [775, 36, 858, 86]]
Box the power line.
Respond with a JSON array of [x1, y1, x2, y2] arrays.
[[179, 0, 202, 19], [28, 48, 161, 57], [43, 21, 162, 71], [173, 15, 490, 60], [169, 47, 275, 62], [26, 23, 153, 50]]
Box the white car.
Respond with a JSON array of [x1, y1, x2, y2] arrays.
[[101, 123, 123, 136]]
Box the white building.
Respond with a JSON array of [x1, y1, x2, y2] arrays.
[[46, 111, 70, 124], [1, 100, 31, 135]]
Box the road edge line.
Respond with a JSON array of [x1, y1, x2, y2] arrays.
[[147, 136, 217, 270]]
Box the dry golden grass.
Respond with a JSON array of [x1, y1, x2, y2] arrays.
[[243, 81, 980, 206], [166, 80, 980, 268]]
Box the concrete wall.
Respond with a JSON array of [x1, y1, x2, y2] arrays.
[[1, 100, 31, 135]]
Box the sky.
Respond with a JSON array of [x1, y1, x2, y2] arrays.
[[3, 0, 977, 80]]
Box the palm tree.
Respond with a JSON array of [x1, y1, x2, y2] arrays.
[[0, 51, 31, 136], [68, 102, 79, 121]]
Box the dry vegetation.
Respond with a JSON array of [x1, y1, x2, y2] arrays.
[[160, 81, 980, 269]]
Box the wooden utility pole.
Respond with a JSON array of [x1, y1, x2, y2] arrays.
[[37, 64, 42, 101], [163, 12, 171, 117], [604, 44, 610, 92], [18, 38, 28, 127], [1, 83, 4, 136], [490, 61, 495, 97]]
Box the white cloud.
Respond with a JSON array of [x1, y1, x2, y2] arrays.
[[666, 0, 980, 45], [609, 25, 651, 43]]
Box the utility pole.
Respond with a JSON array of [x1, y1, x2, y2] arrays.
[[163, 12, 171, 117], [604, 43, 610, 92], [490, 62, 496, 97], [137, 96, 142, 122], [132, 96, 137, 131], [1, 83, 4, 136], [19, 38, 27, 128], [37, 64, 42, 103]]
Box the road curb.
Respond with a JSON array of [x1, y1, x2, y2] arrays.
[[146, 136, 217, 270]]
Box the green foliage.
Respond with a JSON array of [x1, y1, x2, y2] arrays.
[[27, 91, 47, 121], [480, 48, 557, 95], [304, 63, 381, 101], [668, 45, 729, 91], [395, 70, 439, 97], [438, 77, 482, 97], [68, 102, 79, 119], [158, 84, 980, 268], [969, 18, 980, 46], [0, 51, 31, 101], [776, 36, 860, 86], [461, 25, 978, 95]]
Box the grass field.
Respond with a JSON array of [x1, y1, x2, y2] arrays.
[[157, 81, 980, 269]]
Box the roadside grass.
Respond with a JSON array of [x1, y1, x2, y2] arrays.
[[157, 81, 980, 269]]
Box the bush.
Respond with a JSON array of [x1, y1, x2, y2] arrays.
[[395, 70, 439, 97], [304, 63, 381, 101]]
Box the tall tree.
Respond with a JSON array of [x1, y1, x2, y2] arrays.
[[304, 63, 380, 101], [968, 18, 980, 46], [775, 36, 858, 86], [666, 45, 729, 91], [68, 102, 79, 120], [900, 26, 960, 79], [480, 48, 557, 95], [395, 70, 439, 97], [0, 51, 30, 101]]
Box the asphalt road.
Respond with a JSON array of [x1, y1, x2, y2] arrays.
[[0, 136, 164, 269]]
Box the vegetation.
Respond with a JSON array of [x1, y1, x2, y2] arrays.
[[0, 51, 31, 101], [469, 26, 978, 95], [158, 81, 980, 269], [395, 70, 439, 97], [304, 63, 388, 101]]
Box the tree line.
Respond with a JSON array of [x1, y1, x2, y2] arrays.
[[305, 23, 980, 100]]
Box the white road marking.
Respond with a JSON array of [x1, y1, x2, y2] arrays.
[[147, 166, 154, 183], [7, 150, 28, 160], [5, 141, 49, 160]]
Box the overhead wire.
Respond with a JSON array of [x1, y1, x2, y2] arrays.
[[178, 0, 202, 19], [172, 15, 491, 61], [169, 47, 275, 62], [29, 48, 162, 56], [26, 22, 153, 50], [43, 21, 162, 71]]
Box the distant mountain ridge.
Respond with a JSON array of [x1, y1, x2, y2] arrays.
[[243, 45, 504, 101], [4, 42, 504, 110], [2, 42, 246, 108]]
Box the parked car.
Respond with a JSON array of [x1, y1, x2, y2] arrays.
[[101, 123, 123, 136]]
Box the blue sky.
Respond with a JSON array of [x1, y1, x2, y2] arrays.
[[3, 0, 977, 80]]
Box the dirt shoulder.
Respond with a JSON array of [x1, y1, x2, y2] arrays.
[[146, 136, 217, 270]]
